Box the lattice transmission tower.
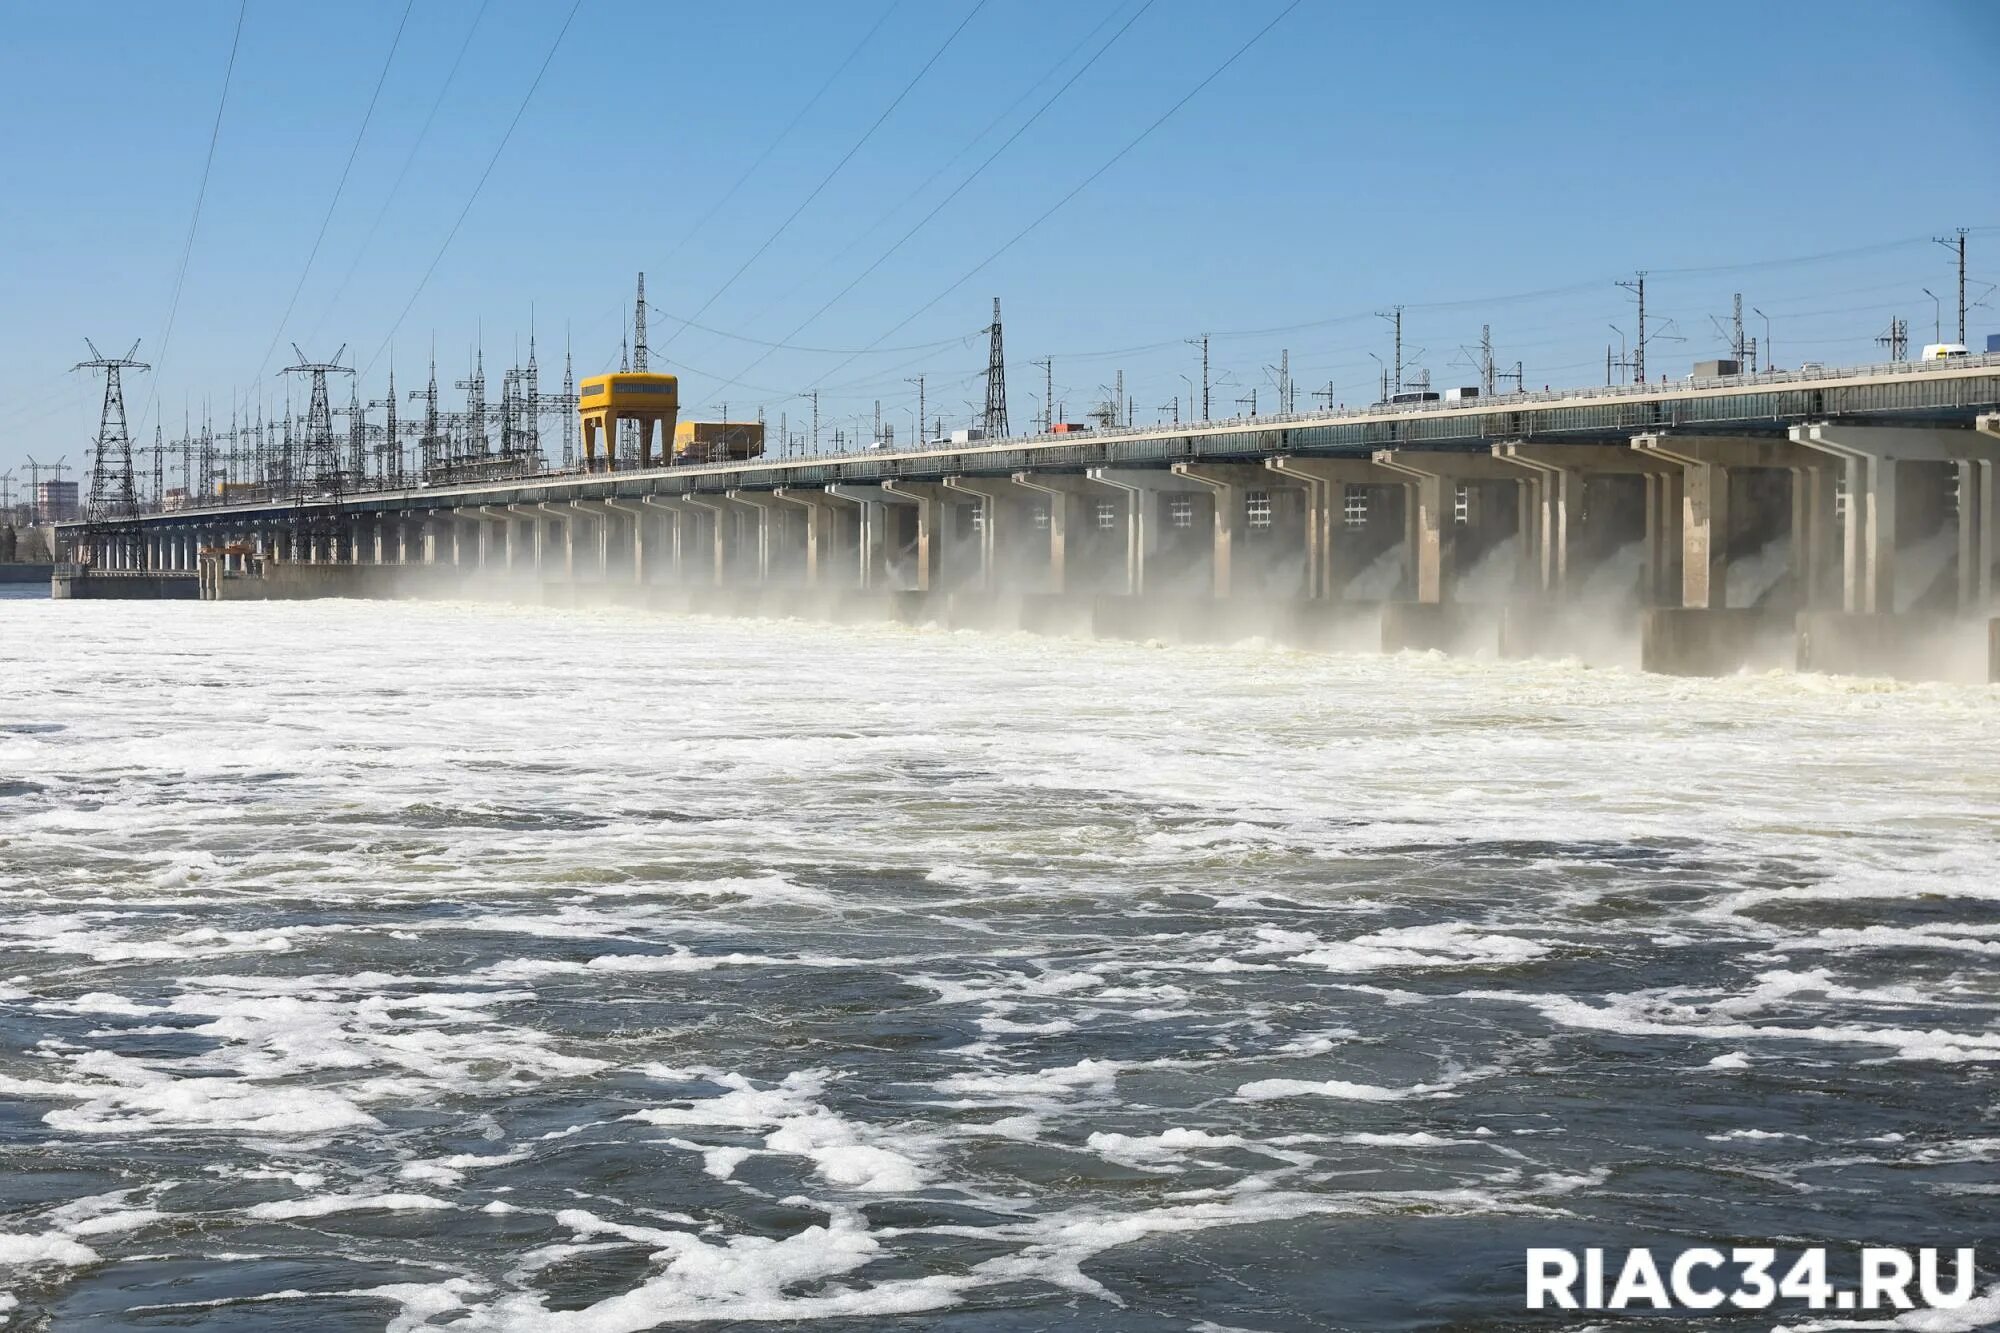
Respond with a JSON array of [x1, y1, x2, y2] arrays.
[[982, 298, 1008, 437], [281, 344, 354, 497], [76, 339, 147, 519], [73, 339, 148, 565]]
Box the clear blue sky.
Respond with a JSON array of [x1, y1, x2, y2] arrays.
[[1, 0, 1997, 484]]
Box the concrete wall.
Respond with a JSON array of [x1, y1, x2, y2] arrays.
[[52, 571, 199, 600]]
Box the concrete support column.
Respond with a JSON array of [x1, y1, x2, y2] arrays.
[[1265, 457, 1412, 600], [549, 500, 610, 581], [590, 501, 615, 579], [1962, 422, 1998, 611], [534, 503, 580, 581], [1012, 472, 1098, 595], [1790, 464, 1840, 609], [1084, 467, 1210, 597], [943, 476, 1043, 592], [774, 488, 854, 589], [603, 499, 651, 584], [825, 485, 893, 590], [496, 505, 538, 578], [644, 496, 698, 583], [881, 480, 952, 592], [1791, 423, 2000, 615], [1684, 462, 1730, 609], [1491, 443, 1672, 600], [1373, 452, 1530, 604], [1633, 435, 1826, 611], [468, 506, 509, 575], [680, 495, 734, 586], [726, 490, 797, 585], [1172, 462, 1305, 598]]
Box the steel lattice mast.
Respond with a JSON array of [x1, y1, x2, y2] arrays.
[[410, 347, 441, 481], [280, 343, 353, 497], [982, 298, 1008, 437], [347, 377, 367, 485], [75, 339, 147, 523], [632, 272, 648, 372]]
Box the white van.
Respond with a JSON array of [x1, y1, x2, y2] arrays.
[[1921, 343, 1970, 359]]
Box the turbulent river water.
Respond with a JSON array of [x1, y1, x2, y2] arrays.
[[1, 598, 1997, 1331]]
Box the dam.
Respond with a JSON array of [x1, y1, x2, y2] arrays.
[[53, 354, 2000, 682]]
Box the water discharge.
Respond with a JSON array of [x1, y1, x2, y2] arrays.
[[1, 598, 1997, 1329]]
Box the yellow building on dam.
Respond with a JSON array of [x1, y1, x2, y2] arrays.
[[577, 372, 765, 470], [577, 372, 678, 471]]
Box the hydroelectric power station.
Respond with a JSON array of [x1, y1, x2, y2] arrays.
[[46, 290, 2000, 684]]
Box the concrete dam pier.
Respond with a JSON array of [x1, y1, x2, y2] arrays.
[[55, 359, 2000, 683]]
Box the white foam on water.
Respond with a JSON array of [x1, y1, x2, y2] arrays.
[[38, 1050, 382, 1136], [628, 1070, 927, 1194], [453, 1209, 968, 1329], [243, 1192, 457, 1221], [936, 1057, 1132, 1103], [0, 1233, 99, 1269], [1234, 1077, 1461, 1103], [1337, 1131, 1481, 1147], [1253, 923, 1550, 973], [1461, 989, 2000, 1063], [1706, 968, 1947, 1017], [397, 1148, 531, 1188], [1086, 1128, 1317, 1170]]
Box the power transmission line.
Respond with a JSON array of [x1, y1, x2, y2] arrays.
[[703, 0, 1155, 402], [305, 0, 492, 348], [681, 0, 1141, 370], [362, 0, 584, 380], [654, 0, 989, 359], [138, 0, 247, 438], [643, 310, 978, 356], [655, 1, 902, 273], [806, 0, 1302, 396], [254, 0, 418, 381]]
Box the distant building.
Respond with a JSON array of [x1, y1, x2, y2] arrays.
[[36, 479, 79, 522]]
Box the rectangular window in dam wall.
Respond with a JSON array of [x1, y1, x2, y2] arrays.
[[1168, 497, 1195, 529], [1032, 506, 1050, 531], [1454, 483, 1471, 525], [1245, 490, 1272, 529], [1344, 489, 1369, 527], [968, 505, 984, 533], [1095, 502, 1119, 531]]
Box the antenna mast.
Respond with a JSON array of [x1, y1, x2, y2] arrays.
[[633, 271, 649, 371]]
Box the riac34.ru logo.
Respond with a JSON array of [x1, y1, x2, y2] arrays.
[[1526, 1247, 1979, 1313]]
